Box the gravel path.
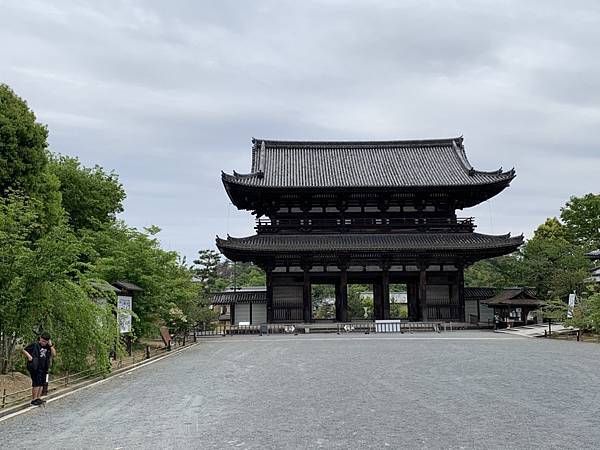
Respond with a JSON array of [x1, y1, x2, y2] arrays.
[[1, 331, 599, 449]]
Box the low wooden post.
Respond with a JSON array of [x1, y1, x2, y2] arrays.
[[66, 372, 70, 386], [145, 345, 150, 359], [1, 388, 6, 409]]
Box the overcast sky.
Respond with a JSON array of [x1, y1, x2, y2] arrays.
[[2, 0, 599, 262]]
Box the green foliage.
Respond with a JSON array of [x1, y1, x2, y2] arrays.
[[232, 262, 265, 287], [521, 221, 590, 300], [560, 193, 600, 249], [194, 250, 228, 294], [0, 85, 64, 232], [0, 85, 203, 377], [569, 288, 600, 333], [0, 84, 49, 195], [87, 224, 201, 337], [49, 155, 125, 231], [348, 285, 371, 320], [465, 255, 523, 288], [0, 193, 119, 374], [312, 284, 335, 319]]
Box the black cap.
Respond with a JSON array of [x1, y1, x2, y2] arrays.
[[40, 331, 51, 340]]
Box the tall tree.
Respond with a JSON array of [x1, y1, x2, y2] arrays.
[[49, 155, 125, 231], [0, 84, 62, 229], [560, 193, 600, 249]]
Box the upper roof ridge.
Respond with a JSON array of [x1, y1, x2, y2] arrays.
[[254, 137, 461, 148]]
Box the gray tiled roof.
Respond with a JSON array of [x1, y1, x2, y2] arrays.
[[113, 280, 144, 292], [213, 291, 267, 305], [216, 232, 523, 253], [223, 137, 515, 188], [586, 249, 600, 260], [481, 288, 541, 306], [464, 287, 499, 301]]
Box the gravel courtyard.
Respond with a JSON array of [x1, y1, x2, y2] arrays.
[[1, 331, 599, 449]]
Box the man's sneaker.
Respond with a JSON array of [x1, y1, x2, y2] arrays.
[[31, 399, 43, 406]]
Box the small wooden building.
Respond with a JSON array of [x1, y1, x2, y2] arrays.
[[212, 288, 267, 325], [481, 288, 543, 328]]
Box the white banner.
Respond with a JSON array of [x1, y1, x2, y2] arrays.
[[567, 293, 576, 319], [117, 295, 132, 333]]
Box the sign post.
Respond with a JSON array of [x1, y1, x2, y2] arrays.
[[117, 295, 133, 355], [567, 293, 576, 319]]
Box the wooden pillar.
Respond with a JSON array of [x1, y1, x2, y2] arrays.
[[335, 264, 349, 323], [382, 268, 390, 320], [266, 267, 274, 323], [457, 261, 465, 322], [230, 303, 236, 325], [373, 282, 383, 320], [419, 263, 428, 321], [407, 283, 418, 321], [302, 266, 312, 323]]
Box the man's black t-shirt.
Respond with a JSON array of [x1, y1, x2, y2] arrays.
[[24, 342, 52, 372]]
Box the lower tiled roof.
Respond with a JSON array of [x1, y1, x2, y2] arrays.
[[213, 291, 267, 305], [217, 232, 523, 253]]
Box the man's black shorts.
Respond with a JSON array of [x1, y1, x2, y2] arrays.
[[28, 369, 46, 387]]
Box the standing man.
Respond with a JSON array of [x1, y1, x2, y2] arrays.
[[22, 332, 56, 406]]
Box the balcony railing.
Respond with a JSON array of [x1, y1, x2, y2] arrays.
[[256, 217, 475, 233]]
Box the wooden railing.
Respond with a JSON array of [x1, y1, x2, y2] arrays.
[[256, 217, 474, 233]]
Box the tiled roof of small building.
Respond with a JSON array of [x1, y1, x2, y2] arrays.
[[216, 232, 523, 253], [113, 281, 144, 292], [586, 249, 600, 260], [481, 288, 542, 306], [212, 290, 267, 305], [464, 287, 499, 301], [222, 137, 515, 189]]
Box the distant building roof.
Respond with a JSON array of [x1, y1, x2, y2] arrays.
[[212, 290, 267, 305], [481, 288, 543, 307], [586, 249, 600, 260], [464, 287, 499, 301], [223, 137, 515, 189], [113, 281, 144, 292]]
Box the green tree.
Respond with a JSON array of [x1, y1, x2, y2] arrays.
[[521, 219, 590, 300], [569, 287, 600, 333], [465, 255, 523, 288], [0, 193, 118, 373], [0, 84, 62, 229], [49, 155, 125, 231], [560, 193, 600, 249], [86, 224, 197, 338], [193, 250, 228, 294]]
